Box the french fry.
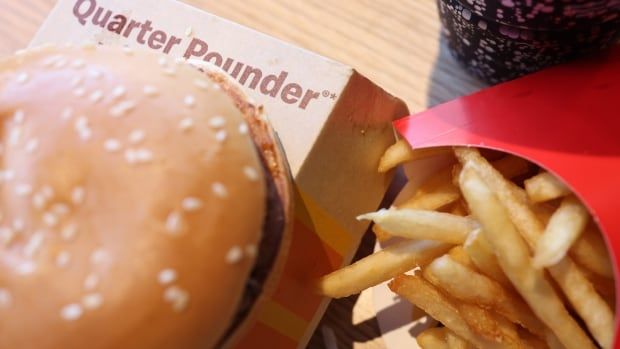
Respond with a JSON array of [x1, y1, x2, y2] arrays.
[[378, 139, 450, 173], [570, 225, 614, 279], [533, 196, 590, 268], [445, 329, 475, 349], [372, 224, 393, 242], [456, 147, 613, 349], [400, 165, 461, 211], [449, 200, 469, 216], [357, 209, 477, 244], [424, 255, 545, 337], [447, 246, 477, 270], [417, 327, 449, 349], [524, 171, 571, 203], [579, 266, 616, 308], [317, 240, 451, 298], [458, 164, 596, 349], [463, 229, 513, 289], [456, 303, 522, 348], [518, 331, 549, 349], [389, 274, 512, 349]]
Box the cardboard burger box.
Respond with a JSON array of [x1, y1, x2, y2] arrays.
[[391, 46, 620, 346], [29, 0, 408, 348]]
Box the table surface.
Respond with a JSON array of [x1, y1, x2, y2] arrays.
[[0, 1, 485, 348]]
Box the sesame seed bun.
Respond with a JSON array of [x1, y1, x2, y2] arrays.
[[0, 45, 292, 349]]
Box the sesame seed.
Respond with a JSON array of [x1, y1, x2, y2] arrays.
[[185, 27, 193, 37], [212, 182, 228, 198], [215, 130, 227, 142], [16, 72, 29, 84], [51, 203, 70, 216], [13, 110, 25, 124], [124, 148, 153, 164], [25, 139, 39, 153], [12, 218, 24, 232], [128, 130, 146, 144], [209, 116, 226, 128], [60, 223, 78, 241], [73, 87, 86, 97], [0, 227, 15, 245], [23, 232, 44, 257], [212, 83, 221, 91], [90, 248, 110, 265], [83, 274, 99, 290], [109, 101, 136, 118], [54, 58, 68, 69], [163, 68, 176, 76], [82, 293, 103, 310], [239, 123, 249, 135], [60, 303, 83, 321], [0, 288, 12, 308], [70, 76, 83, 87], [8, 127, 22, 147], [226, 246, 243, 264], [87, 69, 103, 79], [32, 194, 46, 210], [71, 59, 85, 69], [104, 139, 122, 152], [181, 197, 203, 212], [15, 184, 33, 196], [89, 90, 104, 103], [15, 261, 36, 275], [158, 268, 177, 285], [74, 117, 92, 141], [42, 55, 62, 67], [174, 57, 187, 65], [56, 251, 71, 268], [163, 286, 190, 312], [72, 187, 86, 205], [61, 107, 74, 121], [243, 166, 259, 181], [179, 117, 194, 132], [0, 170, 15, 182], [111, 86, 127, 100], [245, 244, 258, 258], [43, 212, 59, 227], [41, 185, 54, 199], [143, 85, 159, 97], [123, 47, 134, 55], [184, 95, 196, 108], [165, 211, 185, 236], [158, 57, 167, 66], [194, 79, 209, 90]]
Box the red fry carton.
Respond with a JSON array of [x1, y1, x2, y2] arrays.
[[395, 46, 620, 345]]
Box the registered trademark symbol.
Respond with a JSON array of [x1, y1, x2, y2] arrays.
[[322, 90, 330, 98]]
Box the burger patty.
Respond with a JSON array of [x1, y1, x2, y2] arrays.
[[217, 154, 286, 347]]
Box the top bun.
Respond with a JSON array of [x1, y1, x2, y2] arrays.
[[0, 45, 288, 349]]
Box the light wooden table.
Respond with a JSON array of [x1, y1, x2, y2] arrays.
[[0, 1, 484, 348]]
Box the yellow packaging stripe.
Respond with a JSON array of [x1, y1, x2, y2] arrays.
[[296, 188, 355, 256], [258, 300, 309, 341]]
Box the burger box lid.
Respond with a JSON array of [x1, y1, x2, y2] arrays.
[[394, 45, 620, 345], [29, 0, 408, 347]]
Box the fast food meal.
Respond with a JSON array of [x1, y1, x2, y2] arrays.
[[319, 141, 615, 349], [0, 45, 292, 349]]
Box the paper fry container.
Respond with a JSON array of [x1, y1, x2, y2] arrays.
[[390, 46, 620, 346], [29, 1, 408, 348]]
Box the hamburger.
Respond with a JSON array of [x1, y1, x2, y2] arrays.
[[0, 45, 292, 349]]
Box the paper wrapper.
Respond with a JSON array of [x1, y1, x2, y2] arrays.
[[390, 45, 620, 346], [29, 0, 409, 348]]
